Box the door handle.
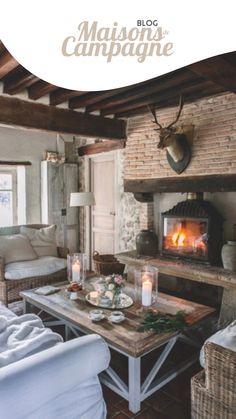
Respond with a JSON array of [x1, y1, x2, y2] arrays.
[[109, 211, 116, 216]]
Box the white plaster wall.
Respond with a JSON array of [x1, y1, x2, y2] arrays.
[[0, 126, 65, 224]]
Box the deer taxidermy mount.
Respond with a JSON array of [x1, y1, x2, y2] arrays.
[[149, 96, 192, 174]]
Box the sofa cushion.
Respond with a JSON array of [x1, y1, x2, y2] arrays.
[[20, 225, 57, 257], [5, 256, 67, 280], [200, 320, 236, 367], [0, 234, 37, 264]]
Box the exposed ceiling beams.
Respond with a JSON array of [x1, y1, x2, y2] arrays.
[[0, 49, 19, 78], [3, 67, 39, 94], [188, 55, 236, 93], [0, 41, 235, 124], [28, 81, 58, 100], [69, 89, 125, 109], [50, 89, 85, 106], [0, 95, 127, 140], [101, 78, 215, 116], [86, 69, 195, 113], [115, 83, 224, 119]]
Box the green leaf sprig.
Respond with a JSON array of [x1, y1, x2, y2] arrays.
[[138, 310, 187, 334]]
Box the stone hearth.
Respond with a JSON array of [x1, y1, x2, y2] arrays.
[[116, 251, 236, 325]]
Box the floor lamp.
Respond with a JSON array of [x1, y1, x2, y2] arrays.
[[70, 192, 95, 253]]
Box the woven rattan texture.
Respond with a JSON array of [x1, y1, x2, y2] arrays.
[[93, 251, 125, 276], [191, 342, 236, 419]]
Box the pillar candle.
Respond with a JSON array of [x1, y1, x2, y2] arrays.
[[141, 273, 152, 306], [72, 260, 81, 282]]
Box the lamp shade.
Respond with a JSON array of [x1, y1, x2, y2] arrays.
[[70, 192, 95, 207]]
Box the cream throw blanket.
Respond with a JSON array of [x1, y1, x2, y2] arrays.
[[0, 314, 63, 367]]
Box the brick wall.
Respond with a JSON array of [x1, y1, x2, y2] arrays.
[[125, 93, 236, 179], [139, 202, 154, 230]]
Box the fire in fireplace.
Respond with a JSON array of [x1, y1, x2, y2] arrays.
[[161, 193, 224, 265]]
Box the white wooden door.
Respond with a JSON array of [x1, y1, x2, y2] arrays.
[[90, 154, 117, 256]]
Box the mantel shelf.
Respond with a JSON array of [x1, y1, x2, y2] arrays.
[[116, 251, 236, 290], [124, 174, 236, 194]]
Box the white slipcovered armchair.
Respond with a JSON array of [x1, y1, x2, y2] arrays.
[[0, 305, 110, 419]]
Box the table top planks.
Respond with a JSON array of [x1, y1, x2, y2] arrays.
[[21, 281, 215, 357]]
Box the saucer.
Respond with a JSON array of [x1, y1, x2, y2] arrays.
[[89, 314, 105, 322], [108, 315, 125, 324]]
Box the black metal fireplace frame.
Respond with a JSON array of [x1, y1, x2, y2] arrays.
[[161, 198, 224, 266]]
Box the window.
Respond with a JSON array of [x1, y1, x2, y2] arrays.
[[0, 166, 26, 227]]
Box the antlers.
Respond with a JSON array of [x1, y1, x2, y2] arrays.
[[167, 96, 184, 128], [149, 96, 184, 130], [148, 105, 162, 130]]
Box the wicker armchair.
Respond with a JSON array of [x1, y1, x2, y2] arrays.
[[0, 224, 68, 306], [191, 342, 236, 419]]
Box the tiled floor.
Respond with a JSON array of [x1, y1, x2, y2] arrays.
[[103, 362, 200, 418]]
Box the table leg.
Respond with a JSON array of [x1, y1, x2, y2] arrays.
[[23, 299, 31, 314], [128, 356, 141, 414], [65, 325, 71, 341]]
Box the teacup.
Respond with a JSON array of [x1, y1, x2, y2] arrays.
[[100, 295, 111, 307], [110, 311, 124, 322], [89, 309, 103, 321]]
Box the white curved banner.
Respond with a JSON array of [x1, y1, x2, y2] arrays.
[[0, 0, 235, 91]]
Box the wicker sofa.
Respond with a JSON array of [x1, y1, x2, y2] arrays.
[[0, 224, 68, 306], [191, 342, 236, 419]]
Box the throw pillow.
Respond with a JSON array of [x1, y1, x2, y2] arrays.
[[0, 234, 38, 264], [20, 225, 58, 257]]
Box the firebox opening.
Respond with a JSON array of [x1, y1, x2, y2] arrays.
[[163, 217, 208, 261], [161, 196, 224, 266]]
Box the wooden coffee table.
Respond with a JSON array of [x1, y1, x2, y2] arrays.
[[20, 281, 215, 414]]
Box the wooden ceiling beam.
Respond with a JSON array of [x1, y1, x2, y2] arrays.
[[115, 84, 225, 119], [78, 140, 126, 156], [0, 42, 6, 55], [86, 69, 194, 113], [102, 77, 212, 116], [71, 74, 187, 111], [3, 68, 39, 94], [28, 80, 58, 100], [50, 89, 85, 106], [0, 95, 127, 140], [0, 50, 19, 78], [69, 88, 126, 109], [188, 56, 236, 93]]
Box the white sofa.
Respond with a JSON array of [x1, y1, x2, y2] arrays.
[[0, 304, 110, 419], [0, 224, 68, 305]]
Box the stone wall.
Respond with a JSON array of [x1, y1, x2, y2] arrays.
[[118, 151, 154, 251]]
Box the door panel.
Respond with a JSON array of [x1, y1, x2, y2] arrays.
[[91, 154, 117, 257], [93, 231, 115, 254]]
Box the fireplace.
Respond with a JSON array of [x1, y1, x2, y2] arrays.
[[161, 193, 224, 265]]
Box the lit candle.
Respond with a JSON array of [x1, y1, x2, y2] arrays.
[[142, 273, 152, 306], [72, 260, 81, 282], [90, 291, 99, 301]]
